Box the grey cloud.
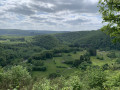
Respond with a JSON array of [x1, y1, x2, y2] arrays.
[[7, 5, 35, 15], [54, 17, 64, 20], [0, 17, 9, 21], [4, 0, 98, 16], [31, 0, 98, 13], [0, 12, 4, 16], [65, 18, 90, 25], [30, 16, 47, 21], [30, 4, 54, 13], [45, 21, 57, 25]]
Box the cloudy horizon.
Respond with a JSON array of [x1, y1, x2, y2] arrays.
[[0, 0, 103, 31]]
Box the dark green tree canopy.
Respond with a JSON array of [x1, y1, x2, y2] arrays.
[[98, 0, 120, 42]]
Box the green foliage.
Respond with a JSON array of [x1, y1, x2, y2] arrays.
[[107, 51, 116, 58], [33, 35, 59, 49], [32, 50, 53, 60], [0, 56, 6, 67], [88, 48, 97, 56], [102, 64, 109, 70], [98, 0, 120, 42], [33, 78, 52, 90], [31, 60, 44, 66], [32, 66, 46, 71], [116, 58, 120, 64], [64, 76, 83, 90], [104, 72, 120, 89], [48, 73, 61, 79], [79, 61, 91, 70], [33, 76, 84, 90], [56, 30, 120, 50], [86, 68, 106, 89], [0, 65, 31, 89]]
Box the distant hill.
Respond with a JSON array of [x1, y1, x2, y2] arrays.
[[55, 30, 120, 50], [0, 29, 69, 36]]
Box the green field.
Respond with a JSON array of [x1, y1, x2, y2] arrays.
[[32, 50, 118, 78]]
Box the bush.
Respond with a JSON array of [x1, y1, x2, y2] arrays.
[[33, 78, 51, 90], [0, 65, 31, 89], [33, 78, 59, 90], [31, 60, 44, 66], [32, 66, 46, 71], [53, 53, 62, 57], [107, 52, 116, 58], [87, 48, 97, 56], [32, 50, 53, 60], [102, 64, 109, 70], [86, 68, 106, 89], [64, 61, 73, 65], [48, 73, 61, 79], [104, 72, 120, 89], [79, 61, 91, 70], [116, 58, 120, 64], [64, 76, 83, 90]]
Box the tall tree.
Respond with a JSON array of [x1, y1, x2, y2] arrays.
[[98, 0, 120, 42]]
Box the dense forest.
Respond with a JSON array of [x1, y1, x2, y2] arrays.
[[0, 30, 120, 89]]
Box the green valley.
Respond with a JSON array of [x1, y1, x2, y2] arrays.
[[0, 30, 120, 89]]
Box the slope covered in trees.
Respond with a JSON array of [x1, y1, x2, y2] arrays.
[[55, 30, 120, 50]]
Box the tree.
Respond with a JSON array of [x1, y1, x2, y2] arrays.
[[98, 0, 120, 42], [87, 48, 97, 56]]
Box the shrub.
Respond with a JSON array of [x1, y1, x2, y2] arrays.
[[107, 52, 116, 58], [116, 58, 120, 64], [87, 48, 97, 56], [64, 76, 84, 90], [31, 60, 44, 66], [64, 61, 73, 65], [32, 66, 46, 71], [86, 68, 106, 89], [79, 61, 91, 70], [102, 64, 109, 70], [48, 73, 61, 79], [33, 78, 58, 90], [104, 72, 120, 89], [0, 65, 31, 89]]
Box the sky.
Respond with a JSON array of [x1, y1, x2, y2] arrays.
[[0, 0, 103, 31]]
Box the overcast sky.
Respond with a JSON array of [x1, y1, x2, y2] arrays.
[[0, 0, 103, 31]]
